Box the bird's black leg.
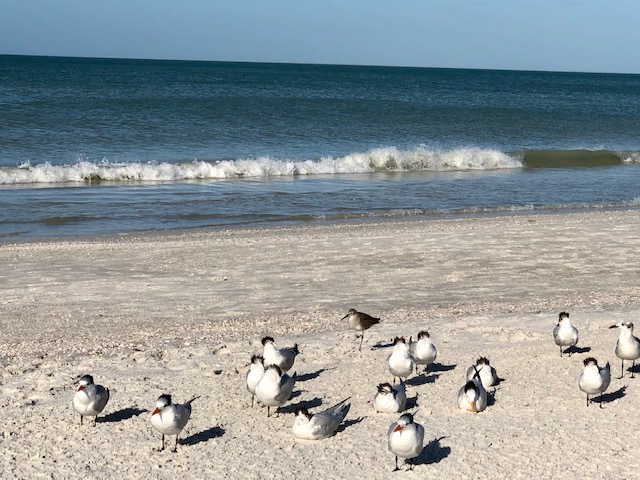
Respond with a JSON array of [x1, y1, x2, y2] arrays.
[[251, 395, 254, 408], [359, 333, 364, 352], [599, 392, 605, 409], [619, 359, 624, 379], [161, 434, 165, 451], [392, 456, 400, 472], [80, 415, 84, 426], [559, 346, 563, 357], [632, 360, 636, 379], [267, 406, 271, 418], [586, 394, 589, 407], [93, 416, 98, 426], [173, 436, 178, 453]]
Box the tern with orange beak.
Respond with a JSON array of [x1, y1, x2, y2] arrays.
[[72, 374, 110, 426], [458, 368, 487, 413], [388, 413, 424, 471], [150, 394, 199, 452]]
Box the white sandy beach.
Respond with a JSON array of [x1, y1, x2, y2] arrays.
[[1, 210, 640, 479]]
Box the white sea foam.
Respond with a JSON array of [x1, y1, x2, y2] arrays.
[[0, 147, 521, 185]]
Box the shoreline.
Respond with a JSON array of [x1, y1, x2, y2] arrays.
[[1, 208, 640, 478]]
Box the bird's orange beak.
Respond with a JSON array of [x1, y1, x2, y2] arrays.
[[77, 385, 85, 391], [151, 407, 160, 416], [393, 425, 403, 433], [470, 400, 476, 413]]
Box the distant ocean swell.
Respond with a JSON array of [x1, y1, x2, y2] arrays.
[[1, 147, 637, 185]]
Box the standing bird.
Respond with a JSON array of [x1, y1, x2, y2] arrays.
[[246, 354, 265, 407], [261, 336, 299, 372], [388, 337, 414, 384], [388, 413, 424, 471], [341, 308, 380, 351], [373, 382, 407, 413], [292, 398, 351, 440], [254, 365, 296, 417], [458, 369, 488, 413], [465, 357, 498, 391], [578, 357, 611, 407], [411, 331, 437, 373], [553, 311, 579, 357], [72, 374, 110, 426], [609, 321, 640, 378], [150, 394, 199, 452]]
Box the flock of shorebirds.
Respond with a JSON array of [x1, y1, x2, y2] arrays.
[[71, 309, 640, 471]]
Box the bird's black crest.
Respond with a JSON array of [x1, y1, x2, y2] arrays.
[[583, 357, 598, 366], [476, 357, 490, 366], [377, 382, 393, 393], [261, 336, 275, 346], [250, 354, 264, 364], [559, 312, 569, 320], [158, 394, 172, 404], [393, 336, 406, 345], [417, 331, 430, 339]]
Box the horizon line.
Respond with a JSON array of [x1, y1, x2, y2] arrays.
[[0, 52, 637, 77]]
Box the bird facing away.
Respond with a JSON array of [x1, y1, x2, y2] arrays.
[[373, 382, 407, 413], [292, 398, 351, 440], [411, 331, 437, 373], [72, 374, 110, 426], [465, 357, 498, 391], [553, 311, 579, 357], [388, 413, 425, 471], [458, 369, 488, 414], [341, 308, 380, 351], [150, 394, 199, 452], [578, 357, 611, 407], [254, 365, 296, 417], [246, 354, 265, 407], [261, 336, 299, 372], [610, 320, 640, 378], [388, 337, 415, 384]]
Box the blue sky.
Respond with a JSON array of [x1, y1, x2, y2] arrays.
[[1, 0, 638, 73]]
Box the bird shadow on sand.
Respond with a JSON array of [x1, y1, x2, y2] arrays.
[[336, 417, 364, 434], [279, 397, 323, 414], [594, 386, 627, 406], [406, 373, 440, 387], [627, 364, 640, 376], [428, 363, 456, 373], [371, 341, 394, 350], [405, 395, 419, 410], [296, 369, 326, 382], [181, 426, 225, 446], [99, 407, 148, 423], [564, 346, 591, 355], [409, 436, 451, 467]]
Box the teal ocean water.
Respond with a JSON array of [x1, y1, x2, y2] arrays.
[[1, 55, 639, 239]]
